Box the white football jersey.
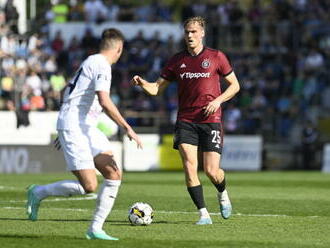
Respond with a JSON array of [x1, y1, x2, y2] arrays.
[[57, 54, 112, 130]]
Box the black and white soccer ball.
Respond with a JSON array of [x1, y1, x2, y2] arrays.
[[128, 202, 154, 226]]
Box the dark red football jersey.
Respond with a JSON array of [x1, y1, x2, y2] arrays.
[[160, 47, 233, 123]]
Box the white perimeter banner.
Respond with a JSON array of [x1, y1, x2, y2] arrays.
[[123, 134, 262, 171], [0, 111, 118, 145], [0, 142, 122, 174], [123, 134, 159, 171], [221, 135, 263, 171], [0, 111, 58, 145], [322, 144, 330, 173]]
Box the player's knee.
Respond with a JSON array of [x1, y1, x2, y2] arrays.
[[204, 167, 218, 180], [83, 182, 98, 193]]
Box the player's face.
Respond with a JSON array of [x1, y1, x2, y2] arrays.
[[184, 22, 205, 50]]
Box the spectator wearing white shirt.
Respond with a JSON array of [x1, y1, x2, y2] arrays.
[[84, 0, 107, 23], [26, 70, 42, 96]]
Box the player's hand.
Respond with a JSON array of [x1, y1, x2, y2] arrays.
[[53, 136, 61, 150], [203, 99, 221, 116], [126, 128, 143, 149], [131, 75, 144, 86]]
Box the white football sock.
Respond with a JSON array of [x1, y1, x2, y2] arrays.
[[88, 179, 121, 232], [34, 180, 86, 200], [218, 189, 230, 205], [199, 207, 210, 218]]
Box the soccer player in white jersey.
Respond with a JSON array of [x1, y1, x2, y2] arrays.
[[26, 28, 143, 240]]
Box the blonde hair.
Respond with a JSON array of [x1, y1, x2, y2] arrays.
[[183, 16, 206, 29]]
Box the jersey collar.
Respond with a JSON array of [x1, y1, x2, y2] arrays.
[[186, 46, 206, 57]]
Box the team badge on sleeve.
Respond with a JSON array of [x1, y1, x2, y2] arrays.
[[201, 59, 210, 69], [97, 74, 108, 80]]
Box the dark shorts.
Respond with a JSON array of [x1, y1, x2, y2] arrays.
[[173, 121, 223, 154]]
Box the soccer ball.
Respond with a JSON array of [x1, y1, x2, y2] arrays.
[[128, 202, 154, 226]]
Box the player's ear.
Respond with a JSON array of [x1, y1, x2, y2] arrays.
[[201, 29, 205, 38], [117, 41, 123, 55]]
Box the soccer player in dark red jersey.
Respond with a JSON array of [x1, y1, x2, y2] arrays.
[[132, 16, 240, 225]]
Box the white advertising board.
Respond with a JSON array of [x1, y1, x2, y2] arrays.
[[0, 111, 58, 145], [221, 135, 263, 171], [0, 111, 118, 145], [322, 144, 330, 173], [0, 142, 122, 174], [123, 134, 159, 171]]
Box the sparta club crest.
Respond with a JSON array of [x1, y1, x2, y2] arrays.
[[201, 59, 210, 69]]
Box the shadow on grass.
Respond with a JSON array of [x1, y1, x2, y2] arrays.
[[0, 217, 90, 222], [0, 217, 191, 226], [0, 233, 85, 240], [0, 234, 42, 239]]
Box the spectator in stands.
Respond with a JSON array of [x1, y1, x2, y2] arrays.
[[1, 0, 330, 148], [26, 70, 42, 97], [1, 33, 16, 56], [223, 103, 241, 134], [116, 0, 134, 21], [49, 70, 66, 110], [0, 9, 5, 25], [181, 0, 194, 22], [247, 0, 263, 47], [51, 30, 65, 53], [135, 4, 154, 22], [44, 55, 57, 76], [80, 28, 99, 57], [304, 48, 325, 72], [104, 0, 119, 22], [154, 1, 173, 22], [84, 0, 107, 23], [14, 72, 31, 128], [4, 0, 19, 33], [51, 0, 69, 23], [1, 54, 15, 74], [67, 36, 83, 71], [227, 0, 244, 47], [216, 2, 230, 48], [191, 0, 207, 17], [68, 0, 84, 21], [301, 120, 319, 170], [321, 84, 330, 112], [0, 69, 14, 107]]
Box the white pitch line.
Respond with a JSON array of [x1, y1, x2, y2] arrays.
[[3, 206, 89, 212], [0, 206, 320, 218], [0, 186, 19, 190], [156, 210, 304, 218], [0, 194, 97, 204]]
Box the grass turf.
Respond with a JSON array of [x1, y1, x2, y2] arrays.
[[0, 171, 329, 248]]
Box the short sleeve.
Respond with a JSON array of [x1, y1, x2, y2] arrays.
[[218, 51, 233, 77], [94, 65, 112, 92], [160, 56, 177, 81]]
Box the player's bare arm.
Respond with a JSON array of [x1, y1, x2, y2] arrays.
[[131, 76, 170, 96], [97, 90, 143, 149], [203, 71, 240, 116]]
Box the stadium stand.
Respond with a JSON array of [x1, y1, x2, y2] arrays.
[[0, 0, 329, 169]]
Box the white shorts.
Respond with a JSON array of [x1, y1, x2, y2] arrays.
[[58, 126, 112, 171]]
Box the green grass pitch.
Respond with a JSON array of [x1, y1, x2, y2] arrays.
[[0, 171, 329, 248]]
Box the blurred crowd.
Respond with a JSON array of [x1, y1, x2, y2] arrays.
[[0, 0, 330, 144]]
